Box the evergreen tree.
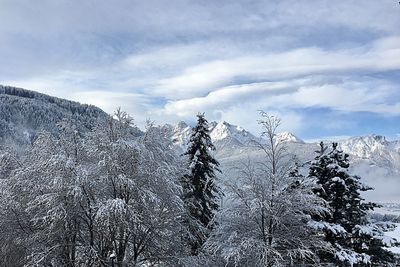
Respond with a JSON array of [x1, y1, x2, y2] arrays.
[[309, 142, 397, 266], [181, 113, 221, 255]]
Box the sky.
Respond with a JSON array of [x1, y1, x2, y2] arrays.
[[1, 0, 400, 140]]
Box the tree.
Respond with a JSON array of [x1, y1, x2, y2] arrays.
[[206, 112, 327, 267], [0, 146, 26, 267], [88, 109, 185, 266], [0, 146, 22, 178], [1, 110, 186, 266], [309, 142, 398, 266], [181, 113, 221, 255]]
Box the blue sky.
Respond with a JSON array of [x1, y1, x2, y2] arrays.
[[1, 0, 400, 140]]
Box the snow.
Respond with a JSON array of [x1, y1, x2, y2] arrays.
[[354, 225, 375, 236], [2, 87, 400, 266], [340, 135, 388, 158], [171, 120, 306, 149], [308, 221, 347, 235], [335, 248, 370, 267], [167, 120, 400, 202], [374, 206, 400, 216], [274, 131, 304, 143], [171, 122, 191, 146], [332, 176, 346, 186], [209, 121, 259, 145], [385, 223, 400, 254]]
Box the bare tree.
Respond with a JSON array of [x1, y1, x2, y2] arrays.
[[206, 112, 327, 267]]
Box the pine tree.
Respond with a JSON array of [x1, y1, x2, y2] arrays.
[[181, 113, 221, 255], [309, 142, 397, 266]]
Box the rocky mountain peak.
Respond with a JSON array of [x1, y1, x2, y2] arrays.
[[274, 131, 304, 143]]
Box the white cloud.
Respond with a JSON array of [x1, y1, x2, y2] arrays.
[[162, 80, 300, 116], [281, 79, 400, 115], [152, 37, 400, 98], [69, 91, 153, 122], [161, 75, 400, 120]]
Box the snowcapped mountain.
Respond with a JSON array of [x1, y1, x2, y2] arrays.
[[167, 120, 398, 169], [275, 131, 304, 143], [166, 120, 400, 202], [171, 121, 191, 146], [209, 121, 262, 145], [390, 140, 400, 153], [340, 135, 389, 159], [166, 120, 303, 148], [161, 120, 261, 149], [339, 135, 400, 171]]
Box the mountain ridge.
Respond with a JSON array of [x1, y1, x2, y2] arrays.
[[166, 120, 400, 178], [0, 85, 108, 149], [167, 120, 399, 156]]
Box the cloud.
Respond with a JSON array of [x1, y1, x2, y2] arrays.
[[162, 75, 400, 118], [276, 77, 400, 114], [70, 91, 154, 120], [1, 1, 399, 80], [352, 163, 400, 202], [153, 37, 400, 98], [2, 1, 396, 36], [162, 81, 300, 116]]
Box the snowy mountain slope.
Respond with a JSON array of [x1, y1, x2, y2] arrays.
[[0, 85, 108, 149], [339, 135, 400, 171], [165, 120, 304, 153], [390, 140, 400, 154], [209, 121, 261, 145], [168, 120, 399, 170], [164, 120, 264, 147], [340, 135, 389, 159], [275, 131, 304, 143]]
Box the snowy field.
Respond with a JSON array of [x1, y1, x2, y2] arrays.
[[386, 224, 400, 254], [373, 205, 400, 255], [375, 207, 400, 216]]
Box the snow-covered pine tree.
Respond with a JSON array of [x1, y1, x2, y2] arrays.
[[309, 142, 398, 266], [181, 113, 221, 255]]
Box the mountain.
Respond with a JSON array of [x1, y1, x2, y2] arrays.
[[209, 121, 262, 145], [171, 121, 192, 146], [169, 120, 400, 202], [164, 120, 264, 147], [340, 134, 389, 159], [339, 135, 400, 170], [275, 131, 304, 144], [0, 85, 108, 149], [169, 119, 398, 169]]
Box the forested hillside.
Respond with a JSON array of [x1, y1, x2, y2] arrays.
[[0, 85, 107, 149]]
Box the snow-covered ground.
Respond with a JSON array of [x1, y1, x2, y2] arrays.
[[375, 207, 400, 216], [385, 223, 400, 254]]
